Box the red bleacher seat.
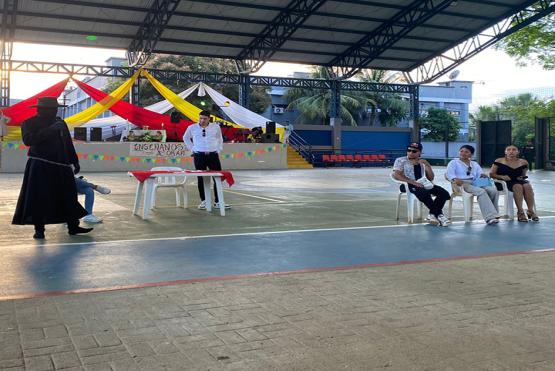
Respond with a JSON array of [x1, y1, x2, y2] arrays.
[[322, 154, 330, 162], [369, 154, 379, 161], [330, 154, 338, 162], [345, 155, 354, 162], [377, 154, 386, 160], [337, 155, 347, 162], [354, 154, 363, 162], [362, 154, 372, 162]]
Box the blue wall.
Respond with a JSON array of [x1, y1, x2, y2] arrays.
[[294, 130, 332, 146], [342, 131, 411, 152]]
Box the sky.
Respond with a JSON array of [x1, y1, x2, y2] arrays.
[[8, 41, 555, 112]]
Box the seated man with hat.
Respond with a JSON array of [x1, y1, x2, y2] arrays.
[[392, 142, 451, 226]]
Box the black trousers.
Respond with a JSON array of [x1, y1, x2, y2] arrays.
[[193, 152, 222, 202], [407, 185, 450, 217], [34, 219, 79, 233]]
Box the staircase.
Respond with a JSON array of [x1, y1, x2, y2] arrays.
[[287, 146, 313, 169]]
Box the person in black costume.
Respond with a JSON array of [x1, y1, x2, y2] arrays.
[[12, 97, 93, 239], [490, 144, 539, 222]]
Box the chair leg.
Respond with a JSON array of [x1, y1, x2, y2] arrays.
[[395, 194, 401, 221], [182, 185, 189, 208], [150, 186, 157, 210], [463, 197, 472, 222], [175, 189, 180, 207], [407, 196, 414, 223], [448, 198, 453, 219]]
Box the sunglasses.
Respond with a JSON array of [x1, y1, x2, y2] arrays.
[[466, 166, 472, 176], [202, 128, 206, 137], [407, 149, 419, 153]]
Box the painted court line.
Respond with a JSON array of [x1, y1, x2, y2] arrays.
[[8, 216, 554, 249], [223, 189, 285, 202], [3, 247, 555, 302]]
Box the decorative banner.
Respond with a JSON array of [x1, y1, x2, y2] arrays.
[[2, 142, 287, 164], [130, 142, 190, 158]]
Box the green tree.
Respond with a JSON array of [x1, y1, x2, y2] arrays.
[[419, 107, 461, 142], [469, 94, 555, 148], [102, 55, 270, 115], [356, 70, 409, 127], [285, 67, 369, 126], [285, 68, 408, 126], [496, 12, 555, 70]]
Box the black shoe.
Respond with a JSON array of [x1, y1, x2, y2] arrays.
[[33, 231, 45, 239], [68, 226, 93, 235]]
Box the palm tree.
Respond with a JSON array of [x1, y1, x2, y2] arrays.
[[357, 70, 409, 127], [285, 67, 371, 126]]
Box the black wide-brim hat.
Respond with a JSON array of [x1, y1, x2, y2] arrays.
[[29, 96, 67, 108]]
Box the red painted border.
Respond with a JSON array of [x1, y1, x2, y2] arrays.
[[2, 247, 555, 301]]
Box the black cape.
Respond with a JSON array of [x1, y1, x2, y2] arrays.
[[12, 115, 87, 225]]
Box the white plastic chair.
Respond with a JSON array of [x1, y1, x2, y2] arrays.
[[150, 166, 188, 209], [493, 179, 515, 219], [390, 173, 423, 223], [446, 175, 474, 222]]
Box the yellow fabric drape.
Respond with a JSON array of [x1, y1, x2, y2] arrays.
[[4, 126, 22, 141], [141, 70, 242, 128], [64, 70, 141, 128]]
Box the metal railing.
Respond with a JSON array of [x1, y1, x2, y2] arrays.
[[288, 131, 315, 164]]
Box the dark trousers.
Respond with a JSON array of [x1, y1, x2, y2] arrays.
[[408, 185, 450, 217], [193, 152, 222, 202]]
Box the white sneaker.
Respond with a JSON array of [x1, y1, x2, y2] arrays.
[[425, 214, 438, 225], [197, 200, 207, 210], [214, 203, 231, 210], [436, 214, 450, 227], [82, 214, 102, 223], [95, 185, 111, 194], [486, 218, 499, 225]]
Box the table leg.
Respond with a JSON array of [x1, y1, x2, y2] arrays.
[[214, 177, 225, 216], [203, 176, 212, 212], [133, 181, 143, 216]]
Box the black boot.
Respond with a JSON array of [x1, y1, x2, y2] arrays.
[[67, 220, 93, 235], [34, 224, 45, 239], [68, 226, 93, 235]]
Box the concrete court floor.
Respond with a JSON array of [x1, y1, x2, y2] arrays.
[[2, 168, 555, 370]]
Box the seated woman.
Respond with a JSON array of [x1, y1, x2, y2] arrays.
[[392, 142, 451, 226], [490, 144, 538, 222], [446, 145, 500, 225]]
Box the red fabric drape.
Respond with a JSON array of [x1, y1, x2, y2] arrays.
[[1, 79, 69, 126], [130, 170, 235, 186], [74, 79, 194, 141]]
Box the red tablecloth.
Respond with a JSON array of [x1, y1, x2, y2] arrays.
[[130, 170, 235, 186]]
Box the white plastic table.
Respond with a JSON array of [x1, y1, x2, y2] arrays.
[[129, 171, 227, 219]]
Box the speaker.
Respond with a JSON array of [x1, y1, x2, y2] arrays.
[[170, 111, 181, 123], [90, 127, 103, 142], [261, 133, 280, 143], [74, 127, 87, 141], [266, 121, 276, 134], [479, 120, 511, 166]]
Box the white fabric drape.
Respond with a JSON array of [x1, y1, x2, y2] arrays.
[[200, 83, 281, 129]]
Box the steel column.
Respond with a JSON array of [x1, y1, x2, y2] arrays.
[[1, 0, 17, 108], [238, 74, 250, 109]]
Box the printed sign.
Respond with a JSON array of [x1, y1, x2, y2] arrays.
[[129, 142, 190, 157]]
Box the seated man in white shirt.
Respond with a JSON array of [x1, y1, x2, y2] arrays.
[[393, 142, 451, 226], [183, 110, 230, 210]]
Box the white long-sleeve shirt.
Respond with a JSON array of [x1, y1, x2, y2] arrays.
[[182, 122, 223, 153], [446, 158, 483, 181]]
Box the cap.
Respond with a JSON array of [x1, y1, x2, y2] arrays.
[[407, 142, 423, 151]]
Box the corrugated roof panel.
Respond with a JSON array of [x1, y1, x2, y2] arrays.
[[8, 0, 543, 71]]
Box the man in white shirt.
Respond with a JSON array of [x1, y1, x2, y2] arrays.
[[183, 110, 229, 210]]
